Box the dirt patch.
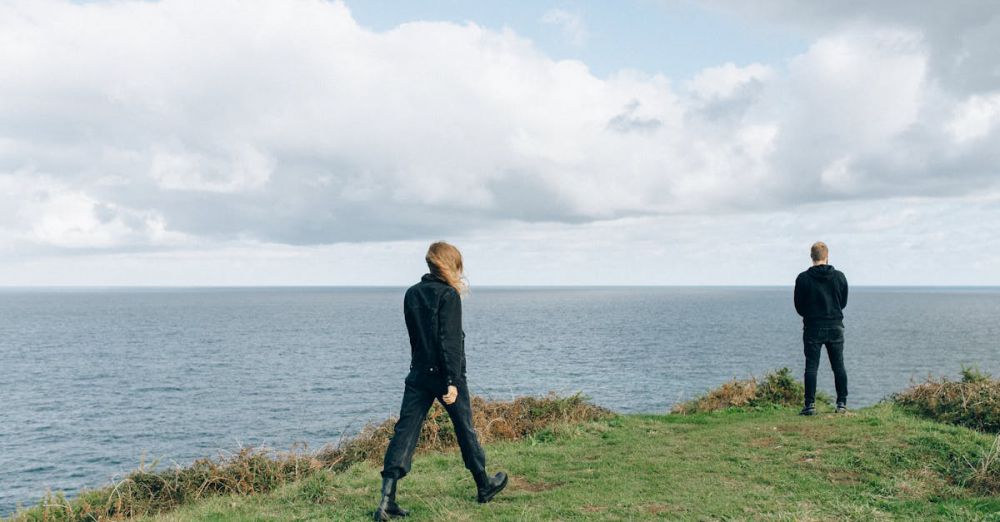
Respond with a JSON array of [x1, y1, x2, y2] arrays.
[[798, 449, 823, 464], [895, 468, 947, 500], [643, 503, 675, 515], [825, 470, 862, 486], [750, 436, 780, 448], [778, 423, 835, 439]]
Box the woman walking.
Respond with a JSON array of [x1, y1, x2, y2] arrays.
[[374, 241, 508, 520]]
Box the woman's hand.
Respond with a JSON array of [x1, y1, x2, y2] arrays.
[[442, 385, 458, 405]]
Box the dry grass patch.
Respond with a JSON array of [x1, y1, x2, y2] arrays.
[[750, 436, 780, 448], [672, 368, 829, 414], [892, 367, 1000, 433]]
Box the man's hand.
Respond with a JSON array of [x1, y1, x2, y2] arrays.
[[442, 385, 458, 405]]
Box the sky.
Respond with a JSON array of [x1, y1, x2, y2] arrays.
[[1, 0, 999, 286]]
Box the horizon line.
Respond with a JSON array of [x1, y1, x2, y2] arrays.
[[2, 284, 999, 290]]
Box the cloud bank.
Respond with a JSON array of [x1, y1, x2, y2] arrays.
[[0, 0, 998, 284]]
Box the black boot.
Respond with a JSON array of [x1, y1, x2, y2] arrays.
[[473, 471, 508, 504], [386, 479, 409, 517], [373, 477, 397, 521], [799, 403, 816, 416]]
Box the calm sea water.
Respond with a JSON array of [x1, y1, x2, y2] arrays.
[[1, 286, 999, 514]]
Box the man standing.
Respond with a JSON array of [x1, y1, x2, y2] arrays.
[[794, 241, 849, 415]]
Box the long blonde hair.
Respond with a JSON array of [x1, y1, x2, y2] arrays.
[[425, 241, 468, 296]]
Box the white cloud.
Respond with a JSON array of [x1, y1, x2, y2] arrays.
[[686, 62, 772, 100], [541, 8, 588, 46], [0, 0, 998, 283], [149, 144, 274, 193], [819, 156, 856, 191], [782, 28, 927, 145], [0, 172, 186, 249], [946, 92, 1000, 143], [704, 0, 1000, 95]]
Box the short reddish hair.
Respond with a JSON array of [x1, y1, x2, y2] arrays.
[[810, 242, 829, 262]]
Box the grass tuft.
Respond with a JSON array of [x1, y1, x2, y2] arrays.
[[966, 434, 1000, 494], [11, 394, 609, 522], [892, 367, 1000, 433], [671, 368, 830, 414], [15, 448, 324, 521], [960, 365, 992, 384]]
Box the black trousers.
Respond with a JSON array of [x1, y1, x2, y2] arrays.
[[381, 378, 486, 480], [803, 325, 848, 405]]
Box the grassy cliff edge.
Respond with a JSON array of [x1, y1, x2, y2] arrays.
[[10, 371, 1000, 521], [144, 405, 999, 521]]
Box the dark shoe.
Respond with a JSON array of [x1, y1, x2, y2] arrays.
[[474, 471, 509, 504], [836, 402, 847, 414], [385, 503, 409, 518], [386, 478, 409, 517], [373, 477, 400, 521], [799, 404, 816, 416]]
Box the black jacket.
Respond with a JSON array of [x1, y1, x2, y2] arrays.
[[794, 264, 849, 327], [403, 274, 466, 391]]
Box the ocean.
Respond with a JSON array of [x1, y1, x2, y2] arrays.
[[1, 286, 998, 515]]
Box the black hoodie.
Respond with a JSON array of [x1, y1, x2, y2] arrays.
[[794, 264, 849, 328]]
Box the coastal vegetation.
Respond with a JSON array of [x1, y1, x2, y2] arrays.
[[9, 370, 1000, 521], [670, 367, 831, 414], [893, 366, 1000, 433], [10, 395, 607, 521]]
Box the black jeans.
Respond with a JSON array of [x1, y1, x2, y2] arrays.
[[803, 325, 848, 405], [381, 379, 486, 480]]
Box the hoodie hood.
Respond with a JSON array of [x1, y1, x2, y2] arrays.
[[807, 264, 837, 279], [421, 273, 445, 284]]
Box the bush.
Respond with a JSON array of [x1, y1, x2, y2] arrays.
[[960, 365, 992, 384], [892, 367, 1000, 433], [12, 394, 610, 521], [671, 368, 829, 414]]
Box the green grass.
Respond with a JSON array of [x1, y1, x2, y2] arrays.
[[138, 405, 1000, 521]]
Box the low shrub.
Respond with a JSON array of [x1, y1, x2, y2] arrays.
[[960, 365, 992, 384], [671, 368, 829, 414], [12, 394, 610, 521], [892, 367, 1000, 433]]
